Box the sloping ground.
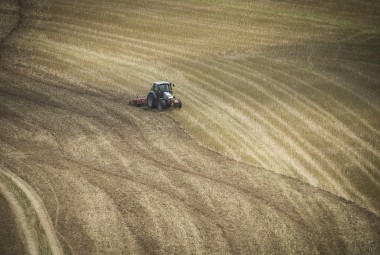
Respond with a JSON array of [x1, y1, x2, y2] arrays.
[[1, 0, 377, 214], [1, 71, 380, 254], [0, 0, 379, 254]]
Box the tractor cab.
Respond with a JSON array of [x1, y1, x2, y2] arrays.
[[151, 81, 173, 96]]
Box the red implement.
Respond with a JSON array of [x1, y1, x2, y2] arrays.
[[129, 95, 146, 106]]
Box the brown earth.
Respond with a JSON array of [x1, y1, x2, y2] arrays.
[[0, 194, 25, 255], [0, 0, 380, 254]]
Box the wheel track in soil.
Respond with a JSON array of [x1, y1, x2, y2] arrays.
[[0, 169, 64, 255]]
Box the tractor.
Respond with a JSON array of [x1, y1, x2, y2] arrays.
[[130, 81, 182, 110]]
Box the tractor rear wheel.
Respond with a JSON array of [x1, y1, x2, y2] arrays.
[[147, 93, 155, 109]]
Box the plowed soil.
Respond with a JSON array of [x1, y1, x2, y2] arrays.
[[1, 0, 379, 254]]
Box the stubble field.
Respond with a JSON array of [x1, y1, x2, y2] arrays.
[[0, 0, 379, 254]]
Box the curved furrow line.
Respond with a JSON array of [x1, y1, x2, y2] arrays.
[[178, 79, 312, 177], [249, 60, 380, 175], [21, 164, 61, 229], [184, 104, 276, 167], [56, 232, 74, 255], [62, 151, 324, 239], [65, 159, 215, 219], [179, 111, 241, 159], [172, 58, 377, 205], [48, 14, 138, 40], [31, 48, 141, 89], [45, 167, 142, 254], [260, 71, 379, 176], [320, 66, 380, 113], [174, 59, 324, 167], [188, 108, 272, 169], [49, 2, 315, 50], [171, 61, 332, 184], [261, 59, 380, 137], [0, 180, 37, 255], [44, 14, 230, 52], [28, 49, 90, 73], [175, 67, 304, 162], [35, 20, 213, 72], [279, 1, 380, 17], [276, 57, 380, 114], [214, 61, 380, 201], [38, 29, 155, 63], [182, 108, 286, 173], [29, 58, 125, 92], [0, 169, 64, 255], [32, 41, 155, 89], [267, 56, 380, 123], [109, 144, 373, 242], [226, 59, 380, 183], [169, 63, 297, 171], [61, 161, 214, 236], [48, 5, 234, 44], [78, 173, 231, 254], [38, 24, 194, 65], [156, 110, 248, 166], [53, 0, 314, 37], [40, 13, 237, 58], [40, 19, 190, 53], [0, 67, 127, 110], [209, 61, 378, 208], [97, 103, 300, 199], [158, 0, 343, 33], [54, 0, 139, 12], [218, 58, 380, 171]]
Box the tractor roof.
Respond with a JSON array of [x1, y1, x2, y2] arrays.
[[153, 81, 170, 86]]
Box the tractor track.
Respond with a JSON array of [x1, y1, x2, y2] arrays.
[[63, 153, 316, 234], [0, 169, 64, 255]]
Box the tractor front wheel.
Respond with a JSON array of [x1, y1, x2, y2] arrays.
[[158, 99, 166, 111]]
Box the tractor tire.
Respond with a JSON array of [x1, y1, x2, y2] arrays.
[[158, 99, 166, 111], [147, 93, 156, 109]]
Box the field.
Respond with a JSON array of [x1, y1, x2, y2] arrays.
[[0, 0, 379, 254]]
